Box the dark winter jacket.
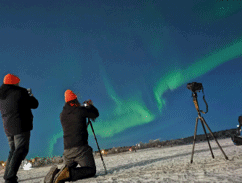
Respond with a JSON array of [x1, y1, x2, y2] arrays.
[[0, 84, 39, 136], [60, 103, 99, 149]]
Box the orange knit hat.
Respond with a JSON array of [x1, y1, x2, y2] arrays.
[[65, 89, 77, 102], [3, 74, 20, 85]]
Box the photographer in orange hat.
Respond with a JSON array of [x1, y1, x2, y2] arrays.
[[44, 89, 99, 183], [0, 74, 39, 183]]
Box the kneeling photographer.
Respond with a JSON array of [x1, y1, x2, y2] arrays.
[[44, 89, 99, 183]]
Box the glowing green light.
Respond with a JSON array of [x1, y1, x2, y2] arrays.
[[154, 37, 242, 111]]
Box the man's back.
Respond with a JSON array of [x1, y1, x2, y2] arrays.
[[0, 84, 38, 136], [60, 103, 99, 149]]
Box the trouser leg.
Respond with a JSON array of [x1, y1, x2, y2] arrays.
[[4, 131, 30, 181], [69, 167, 96, 181], [63, 145, 97, 181], [3, 136, 15, 179], [71, 145, 96, 181]]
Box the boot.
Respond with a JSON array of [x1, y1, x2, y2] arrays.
[[53, 165, 71, 183], [44, 165, 60, 183]]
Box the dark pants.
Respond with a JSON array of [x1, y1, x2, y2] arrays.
[[63, 144, 96, 181], [4, 131, 30, 183]]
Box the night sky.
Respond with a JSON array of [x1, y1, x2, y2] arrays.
[[0, 0, 242, 161]]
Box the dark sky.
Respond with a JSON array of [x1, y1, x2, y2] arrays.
[[0, 0, 242, 161]]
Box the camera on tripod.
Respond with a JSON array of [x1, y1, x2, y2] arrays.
[[187, 82, 208, 114], [82, 99, 96, 122], [187, 81, 228, 163], [236, 116, 242, 135], [187, 82, 203, 93]]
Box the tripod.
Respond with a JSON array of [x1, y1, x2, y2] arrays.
[[87, 118, 108, 174], [190, 92, 228, 163]]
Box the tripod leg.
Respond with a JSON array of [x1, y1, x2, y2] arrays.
[[191, 117, 199, 164], [89, 120, 108, 174], [200, 118, 214, 159], [200, 117, 229, 160]]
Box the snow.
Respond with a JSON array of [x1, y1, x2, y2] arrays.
[[1, 138, 242, 182], [22, 162, 33, 171]]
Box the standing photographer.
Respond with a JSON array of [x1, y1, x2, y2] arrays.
[[0, 74, 39, 183], [44, 89, 99, 183]]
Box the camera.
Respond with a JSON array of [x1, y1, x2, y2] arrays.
[[236, 116, 242, 135], [187, 82, 203, 93], [238, 116, 242, 126], [27, 88, 32, 95], [236, 125, 241, 136], [82, 99, 96, 122], [82, 99, 93, 107]]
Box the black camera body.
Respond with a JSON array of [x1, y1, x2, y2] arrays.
[[187, 82, 203, 93], [82, 100, 90, 107], [238, 116, 242, 126], [236, 116, 242, 135], [82, 100, 96, 122]]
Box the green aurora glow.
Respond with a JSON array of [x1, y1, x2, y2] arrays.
[[154, 37, 242, 111]]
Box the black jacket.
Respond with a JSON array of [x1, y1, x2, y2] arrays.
[[0, 84, 39, 136], [60, 103, 99, 149]]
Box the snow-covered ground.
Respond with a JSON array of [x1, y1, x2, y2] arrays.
[[1, 138, 242, 182]]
